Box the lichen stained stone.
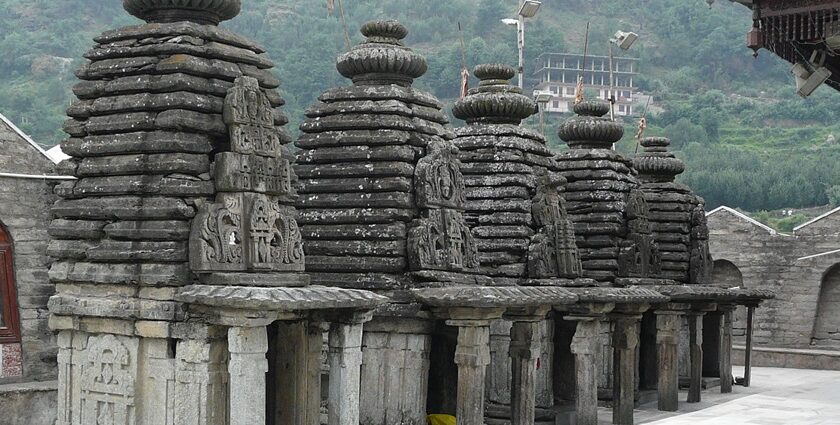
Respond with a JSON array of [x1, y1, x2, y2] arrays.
[[633, 136, 711, 284], [556, 100, 662, 283], [295, 20, 477, 289]]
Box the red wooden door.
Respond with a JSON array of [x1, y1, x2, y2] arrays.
[[0, 224, 20, 343]]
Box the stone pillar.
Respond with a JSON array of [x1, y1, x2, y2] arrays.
[[568, 317, 602, 425], [275, 321, 323, 425], [611, 314, 641, 425], [686, 311, 704, 403], [718, 305, 735, 393], [507, 307, 550, 425], [228, 326, 269, 425], [448, 308, 502, 425], [743, 304, 756, 387], [175, 336, 229, 425], [655, 308, 682, 412], [328, 316, 367, 425]]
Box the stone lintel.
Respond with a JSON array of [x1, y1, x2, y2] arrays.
[[444, 307, 506, 325], [654, 302, 690, 313], [503, 306, 552, 322], [689, 302, 717, 313], [177, 284, 389, 312], [611, 303, 650, 316], [717, 303, 737, 312], [196, 272, 310, 287], [557, 302, 615, 317], [48, 314, 79, 331], [312, 309, 374, 325]]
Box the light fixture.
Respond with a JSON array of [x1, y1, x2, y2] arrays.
[[518, 0, 542, 18], [534, 91, 552, 104], [611, 31, 638, 51], [501, 18, 519, 26], [792, 50, 831, 98]]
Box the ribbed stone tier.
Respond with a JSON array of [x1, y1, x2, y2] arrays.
[[556, 100, 662, 283], [411, 286, 578, 307], [453, 65, 580, 280], [49, 13, 292, 322], [296, 21, 477, 290], [124, 0, 241, 24], [634, 136, 711, 284]]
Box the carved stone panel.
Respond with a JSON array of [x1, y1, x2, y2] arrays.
[[528, 173, 582, 278], [618, 190, 662, 278], [415, 140, 466, 210], [214, 153, 293, 196], [190, 193, 304, 272], [224, 76, 280, 157], [689, 206, 712, 285], [80, 334, 138, 425], [408, 209, 479, 272]]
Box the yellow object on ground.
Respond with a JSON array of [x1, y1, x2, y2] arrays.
[[427, 414, 456, 425]]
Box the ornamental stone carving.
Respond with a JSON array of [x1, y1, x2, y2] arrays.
[[80, 334, 137, 425], [190, 76, 304, 274], [618, 190, 661, 278], [408, 140, 478, 272], [528, 172, 582, 279]]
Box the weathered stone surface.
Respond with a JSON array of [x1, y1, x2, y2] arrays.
[[301, 223, 407, 240], [70, 175, 214, 198], [48, 219, 106, 240], [299, 192, 413, 209], [52, 196, 195, 220], [102, 220, 190, 241], [295, 162, 414, 178], [297, 177, 413, 193], [177, 284, 390, 311], [298, 208, 415, 224], [49, 261, 190, 286], [61, 131, 214, 157]]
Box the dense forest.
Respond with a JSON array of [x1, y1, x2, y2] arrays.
[[3, 0, 840, 215]]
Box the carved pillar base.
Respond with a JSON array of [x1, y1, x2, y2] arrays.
[[718, 305, 735, 394], [655, 308, 683, 412], [686, 311, 704, 403], [228, 326, 269, 425], [448, 308, 503, 425], [328, 312, 372, 425], [611, 313, 642, 425], [507, 307, 550, 425], [569, 317, 602, 425]]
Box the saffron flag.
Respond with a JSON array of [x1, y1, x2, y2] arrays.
[[327, 0, 335, 15], [635, 116, 647, 139], [460, 67, 470, 99], [574, 75, 584, 104]]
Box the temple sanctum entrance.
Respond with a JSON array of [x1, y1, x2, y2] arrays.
[[812, 264, 840, 348]]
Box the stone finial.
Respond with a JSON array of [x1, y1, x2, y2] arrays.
[[557, 99, 624, 149], [123, 0, 241, 25], [633, 137, 685, 182], [336, 20, 428, 86], [452, 64, 537, 125]]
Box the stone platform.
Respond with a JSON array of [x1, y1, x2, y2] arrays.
[[600, 367, 840, 424], [732, 345, 840, 371]]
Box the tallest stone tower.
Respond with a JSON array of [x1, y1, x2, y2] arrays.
[[49, 2, 385, 425]]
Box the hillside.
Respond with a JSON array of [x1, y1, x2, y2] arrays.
[[2, 0, 840, 211]]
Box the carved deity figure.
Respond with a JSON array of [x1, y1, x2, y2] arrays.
[[618, 190, 662, 277], [527, 171, 583, 278], [408, 140, 478, 272], [689, 204, 713, 284]]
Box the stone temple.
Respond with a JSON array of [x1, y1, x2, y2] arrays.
[[0, 1, 780, 425]]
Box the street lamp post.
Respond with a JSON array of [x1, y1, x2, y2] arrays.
[[502, 0, 541, 90], [607, 30, 638, 121]]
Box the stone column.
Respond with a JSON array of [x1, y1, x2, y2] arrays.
[[686, 311, 704, 403], [718, 305, 736, 393], [611, 314, 641, 425], [175, 337, 229, 425], [568, 317, 602, 425], [507, 307, 550, 425], [228, 326, 269, 425], [655, 307, 682, 412], [328, 313, 369, 425], [276, 320, 323, 425], [743, 304, 756, 387], [448, 308, 503, 425]]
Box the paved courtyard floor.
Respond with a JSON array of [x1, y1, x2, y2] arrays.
[[597, 366, 840, 424]]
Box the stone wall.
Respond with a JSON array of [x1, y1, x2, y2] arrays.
[[707, 206, 840, 349], [0, 117, 58, 382]]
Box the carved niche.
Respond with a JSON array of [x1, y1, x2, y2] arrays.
[[190, 76, 304, 273], [689, 205, 713, 284], [527, 172, 582, 278], [80, 334, 136, 425], [618, 190, 662, 277], [408, 140, 478, 271]]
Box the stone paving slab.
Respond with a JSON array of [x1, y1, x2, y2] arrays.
[[595, 367, 840, 424]]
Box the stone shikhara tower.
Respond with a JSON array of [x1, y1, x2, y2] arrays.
[[48, 2, 385, 425], [556, 101, 662, 283]]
